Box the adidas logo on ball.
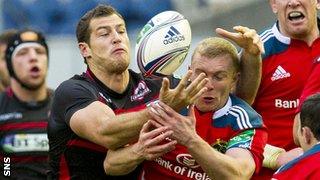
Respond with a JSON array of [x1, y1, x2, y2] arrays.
[[135, 11, 191, 77], [163, 26, 185, 45]]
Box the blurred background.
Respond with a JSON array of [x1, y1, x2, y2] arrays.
[[0, 0, 275, 89]]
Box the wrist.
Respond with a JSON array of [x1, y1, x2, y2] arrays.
[[185, 134, 202, 150], [131, 143, 146, 163], [263, 144, 285, 169], [241, 49, 260, 58]]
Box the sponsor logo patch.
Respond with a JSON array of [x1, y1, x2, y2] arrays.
[[1, 133, 48, 153], [227, 129, 254, 149]]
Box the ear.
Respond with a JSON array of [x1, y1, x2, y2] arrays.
[[302, 127, 313, 145], [269, 0, 278, 14], [232, 72, 240, 85], [316, 0, 320, 10], [78, 42, 91, 59], [230, 72, 239, 93]]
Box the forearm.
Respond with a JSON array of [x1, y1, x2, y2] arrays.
[[99, 109, 151, 149], [187, 135, 253, 180], [236, 51, 262, 105], [104, 144, 144, 175]]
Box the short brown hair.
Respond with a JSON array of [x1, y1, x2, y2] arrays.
[[0, 29, 18, 45], [191, 37, 239, 72], [76, 4, 123, 45], [300, 93, 320, 141]]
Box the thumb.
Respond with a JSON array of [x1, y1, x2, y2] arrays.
[[188, 105, 196, 118]]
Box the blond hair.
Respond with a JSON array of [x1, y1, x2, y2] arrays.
[[191, 37, 239, 72]]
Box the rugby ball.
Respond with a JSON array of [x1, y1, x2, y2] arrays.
[[135, 11, 191, 77]]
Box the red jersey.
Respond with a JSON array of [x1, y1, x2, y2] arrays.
[[253, 22, 320, 179], [272, 143, 320, 180], [298, 56, 320, 111], [140, 95, 267, 180]]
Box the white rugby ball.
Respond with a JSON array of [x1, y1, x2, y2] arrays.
[[135, 11, 191, 77]]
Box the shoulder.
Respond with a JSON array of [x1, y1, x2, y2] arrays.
[[276, 144, 320, 174], [55, 75, 96, 96], [52, 75, 99, 108], [260, 23, 290, 60], [228, 95, 263, 129]]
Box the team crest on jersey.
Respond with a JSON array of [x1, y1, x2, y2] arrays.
[[176, 154, 200, 168], [131, 81, 151, 101], [211, 139, 227, 153]]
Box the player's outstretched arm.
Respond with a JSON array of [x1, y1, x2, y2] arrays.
[[216, 26, 264, 104], [69, 71, 206, 150], [104, 120, 176, 175]]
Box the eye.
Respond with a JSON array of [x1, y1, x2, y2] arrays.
[[118, 26, 126, 34], [100, 33, 109, 37], [16, 49, 28, 56], [213, 73, 226, 81], [118, 29, 125, 34], [36, 48, 46, 55]]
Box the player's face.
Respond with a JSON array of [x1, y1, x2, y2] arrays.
[[0, 44, 10, 88], [87, 14, 130, 74], [12, 45, 48, 89], [190, 54, 238, 112], [270, 0, 320, 40]]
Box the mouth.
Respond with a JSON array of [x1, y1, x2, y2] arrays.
[[202, 97, 215, 103], [30, 66, 41, 77], [112, 48, 126, 54], [288, 11, 305, 22]]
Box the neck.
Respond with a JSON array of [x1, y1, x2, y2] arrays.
[[11, 80, 48, 102], [89, 66, 130, 93], [300, 28, 319, 46], [279, 22, 319, 46]]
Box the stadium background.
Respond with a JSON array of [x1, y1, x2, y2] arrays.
[[0, 0, 275, 89]]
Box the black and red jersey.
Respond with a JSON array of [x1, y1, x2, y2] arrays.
[[0, 88, 53, 180], [47, 69, 176, 179]]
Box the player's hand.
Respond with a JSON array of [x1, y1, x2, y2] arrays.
[[149, 101, 197, 146], [159, 70, 208, 111], [133, 120, 177, 161], [216, 26, 265, 55]]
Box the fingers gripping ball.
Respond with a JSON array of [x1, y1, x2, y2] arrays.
[[136, 11, 191, 78]]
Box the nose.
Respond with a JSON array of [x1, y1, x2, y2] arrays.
[[288, 0, 300, 8], [205, 79, 214, 91], [112, 31, 122, 44], [28, 48, 38, 62]]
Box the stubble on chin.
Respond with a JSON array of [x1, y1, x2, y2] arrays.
[[109, 55, 130, 73], [22, 78, 46, 90]]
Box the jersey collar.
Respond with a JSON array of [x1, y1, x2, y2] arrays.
[[213, 96, 232, 119]]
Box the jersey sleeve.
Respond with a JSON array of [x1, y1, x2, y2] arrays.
[[298, 63, 320, 112], [226, 102, 268, 174], [51, 79, 98, 125], [226, 128, 267, 174]]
